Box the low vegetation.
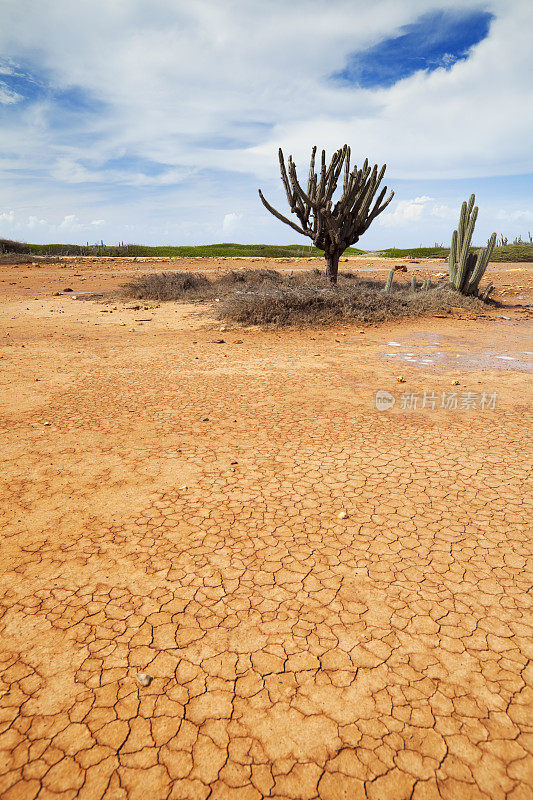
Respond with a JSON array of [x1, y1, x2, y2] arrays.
[[122, 268, 488, 327], [0, 239, 363, 259], [488, 243, 533, 262], [2, 238, 531, 262], [376, 244, 533, 262], [377, 247, 450, 258]]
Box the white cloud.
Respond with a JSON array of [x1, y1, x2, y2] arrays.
[[59, 214, 79, 229], [28, 215, 47, 228], [222, 212, 243, 232], [379, 196, 434, 227], [0, 83, 22, 104], [496, 208, 533, 223], [0, 0, 531, 245]]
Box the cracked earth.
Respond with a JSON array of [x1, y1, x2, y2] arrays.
[[1, 257, 532, 799]]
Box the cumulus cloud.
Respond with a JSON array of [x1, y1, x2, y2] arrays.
[[379, 196, 434, 227], [222, 212, 243, 232]]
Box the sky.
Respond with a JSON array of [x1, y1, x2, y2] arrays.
[[0, 0, 532, 249]]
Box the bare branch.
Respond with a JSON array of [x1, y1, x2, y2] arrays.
[[257, 189, 312, 238]]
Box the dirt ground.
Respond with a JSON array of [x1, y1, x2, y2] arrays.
[[0, 256, 532, 800]]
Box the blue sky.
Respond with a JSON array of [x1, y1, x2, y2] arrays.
[[333, 9, 494, 88], [0, 0, 532, 248]]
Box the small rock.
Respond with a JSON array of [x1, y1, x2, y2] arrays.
[[53, 291, 62, 296], [394, 265, 407, 272], [338, 510, 349, 519], [212, 339, 225, 344], [219, 325, 227, 331], [43, 422, 52, 426], [63, 288, 73, 292], [136, 672, 153, 687], [451, 380, 460, 386], [396, 376, 406, 383]]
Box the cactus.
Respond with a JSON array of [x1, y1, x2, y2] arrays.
[[258, 145, 394, 284], [481, 282, 494, 302], [384, 269, 394, 292], [410, 275, 417, 291], [448, 194, 496, 295], [421, 278, 431, 291]]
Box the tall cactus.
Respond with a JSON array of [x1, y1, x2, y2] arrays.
[[384, 269, 394, 292], [448, 194, 496, 295], [258, 145, 394, 284]]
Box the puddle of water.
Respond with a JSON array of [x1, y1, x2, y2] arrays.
[[380, 351, 532, 372]]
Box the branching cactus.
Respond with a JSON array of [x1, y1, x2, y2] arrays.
[[448, 194, 496, 295], [259, 145, 394, 284]]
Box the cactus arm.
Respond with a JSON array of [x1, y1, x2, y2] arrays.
[[257, 189, 311, 237], [455, 205, 478, 290], [449, 229, 458, 284], [456, 200, 468, 268], [466, 232, 496, 294], [481, 281, 494, 301], [466, 251, 484, 295]]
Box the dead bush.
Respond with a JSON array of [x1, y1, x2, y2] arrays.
[[122, 271, 210, 300], [121, 268, 487, 327]]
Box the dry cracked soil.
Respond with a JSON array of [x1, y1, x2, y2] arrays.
[[0, 256, 532, 800]]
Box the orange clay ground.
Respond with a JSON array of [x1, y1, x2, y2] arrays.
[[0, 255, 532, 800]]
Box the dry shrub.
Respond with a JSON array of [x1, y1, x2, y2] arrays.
[[215, 268, 284, 286], [121, 268, 487, 327], [122, 271, 210, 300], [216, 284, 485, 327]]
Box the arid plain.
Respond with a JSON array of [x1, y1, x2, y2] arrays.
[[1, 255, 532, 800]]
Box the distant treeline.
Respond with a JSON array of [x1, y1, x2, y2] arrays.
[[0, 238, 531, 261]]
